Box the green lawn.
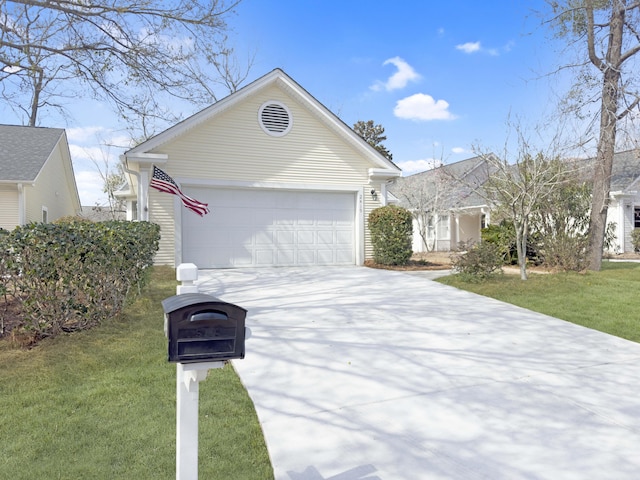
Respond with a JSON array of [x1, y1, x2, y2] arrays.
[[0, 267, 273, 480], [437, 261, 640, 343]]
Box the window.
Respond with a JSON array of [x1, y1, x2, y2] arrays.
[[634, 207, 640, 228], [42, 206, 48, 223], [437, 215, 449, 239]]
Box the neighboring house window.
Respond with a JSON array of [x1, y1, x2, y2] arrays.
[[437, 215, 449, 239], [42, 206, 48, 223], [635, 207, 640, 228], [259, 101, 292, 137], [427, 215, 435, 239], [481, 214, 487, 229]]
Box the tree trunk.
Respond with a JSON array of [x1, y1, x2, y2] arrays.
[[587, 2, 624, 271], [28, 68, 44, 127], [515, 220, 528, 281]]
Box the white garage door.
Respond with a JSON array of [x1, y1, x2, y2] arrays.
[[182, 188, 355, 268]]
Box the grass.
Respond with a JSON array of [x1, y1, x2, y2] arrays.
[[436, 260, 640, 343], [0, 267, 273, 480]]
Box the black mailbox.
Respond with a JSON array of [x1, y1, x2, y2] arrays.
[[162, 293, 247, 363]]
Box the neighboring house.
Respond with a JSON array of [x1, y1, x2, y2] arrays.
[[0, 124, 81, 230], [390, 155, 491, 252], [593, 149, 640, 254], [119, 68, 401, 268], [392, 149, 640, 255]]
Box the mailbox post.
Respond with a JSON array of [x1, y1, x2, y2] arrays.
[[162, 291, 248, 480]]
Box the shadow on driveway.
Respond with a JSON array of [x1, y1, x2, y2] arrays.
[[197, 266, 640, 480]]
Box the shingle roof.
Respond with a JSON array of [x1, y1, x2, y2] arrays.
[[0, 124, 65, 182], [390, 155, 491, 211]]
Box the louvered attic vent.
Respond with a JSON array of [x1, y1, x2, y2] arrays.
[[259, 101, 292, 137]]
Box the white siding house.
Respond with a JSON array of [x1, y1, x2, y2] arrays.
[[393, 150, 640, 255], [120, 69, 401, 268], [0, 125, 81, 230]]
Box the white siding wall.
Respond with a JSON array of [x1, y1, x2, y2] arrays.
[[0, 186, 19, 230], [146, 85, 380, 266], [25, 140, 79, 223], [148, 192, 177, 266]]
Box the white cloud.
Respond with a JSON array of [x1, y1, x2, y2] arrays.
[[456, 42, 481, 54], [394, 93, 456, 121], [451, 147, 466, 154], [398, 158, 444, 175], [456, 40, 510, 56], [370, 56, 421, 92]]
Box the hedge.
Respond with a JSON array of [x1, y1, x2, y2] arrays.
[[0, 220, 160, 343], [368, 205, 413, 265]]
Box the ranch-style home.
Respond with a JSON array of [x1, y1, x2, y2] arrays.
[[391, 149, 640, 255], [0, 124, 81, 230], [119, 68, 401, 268], [389, 155, 491, 252]]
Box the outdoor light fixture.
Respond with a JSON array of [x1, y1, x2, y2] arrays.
[[370, 189, 377, 200]]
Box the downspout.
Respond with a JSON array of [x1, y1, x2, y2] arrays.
[[17, 183, 25, 225]]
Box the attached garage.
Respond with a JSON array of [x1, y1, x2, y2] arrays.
[[182, 188, 356, 267], [120, 68, 400, 268]]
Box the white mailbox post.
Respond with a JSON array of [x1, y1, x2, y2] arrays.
[[164, 264, 249, 480]]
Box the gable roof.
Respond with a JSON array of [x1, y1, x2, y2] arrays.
[[125, 68, 400, 173], [0, 124, 67, 182], [390, 155, 491, 211], [606, 149, 640, 192]]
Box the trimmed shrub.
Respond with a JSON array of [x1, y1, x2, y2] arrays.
[[368, 205, 413, 266], [632, 229, 640, 253], [0, 220, 160, 343]]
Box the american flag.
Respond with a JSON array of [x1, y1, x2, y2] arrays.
[[149, 166, 210, 216]]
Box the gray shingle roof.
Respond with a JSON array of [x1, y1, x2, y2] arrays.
[[390, 155, 491, 211], [0, 124, 65, 182]]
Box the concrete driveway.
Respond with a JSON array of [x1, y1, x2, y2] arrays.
[[196, 266, 640, 480]]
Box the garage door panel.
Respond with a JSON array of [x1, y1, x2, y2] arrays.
[[298, 250, 316, 265], [183, 188, 355, 267], [276, 249, 295, 265], [297, 231, 315, 245]]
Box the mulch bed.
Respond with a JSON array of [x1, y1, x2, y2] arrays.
[[363, 259, 451, 271]]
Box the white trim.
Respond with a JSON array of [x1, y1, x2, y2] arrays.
[[356, 188, 364, 265], [175, 177, 362, 193], [126, 153, 169, 164], [368, 168, 402, 182], [174, 195, 183, 267]]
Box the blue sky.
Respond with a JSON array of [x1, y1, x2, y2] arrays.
[[4, 0, 569, 206]]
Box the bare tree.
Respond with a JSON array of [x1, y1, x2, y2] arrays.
[[475, 150, 572, 280], [88, 144, 126, 219], [546, 0, 640, 270], [0, 0, 251, 134], [392, 164, 455, 252]]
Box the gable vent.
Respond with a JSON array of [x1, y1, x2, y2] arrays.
[[259, 101, 292, 137]]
